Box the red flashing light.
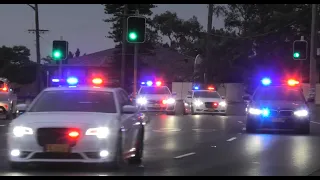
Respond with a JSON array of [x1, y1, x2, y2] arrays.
[[92, 78, 103, 85], [208, 87, 215, 90], [287, 79, 299, 86], [2, 87, 8, 92], [213, 102, 219, 108], [68, 131, 80, 138], [156, 81, 162, 86]]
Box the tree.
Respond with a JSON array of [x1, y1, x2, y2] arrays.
[[102, 4, 159, 92], [41, 55, 53, 64], [68, 51, 74, 59], [75, 48, 80, 57], [0, 45, 36, 84]]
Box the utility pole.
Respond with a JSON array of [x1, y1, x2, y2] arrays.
[[310, 4, 317, 104], [121, 4, 128, 88], [205, 4, 213, 84], [59, 36, 63, 79], [27, 4, 49, 93], [133, 10, 139, 97]]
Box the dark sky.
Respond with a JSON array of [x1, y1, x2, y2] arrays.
[[0, 4, 224, 61]]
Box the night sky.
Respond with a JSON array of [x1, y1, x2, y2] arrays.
[[0, 4, 224, 61]]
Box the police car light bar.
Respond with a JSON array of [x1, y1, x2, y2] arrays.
[[67, 77, 79, 85], [287, 79, 299, 86], [208, 87, 215, 90], [193, 86, 199, 90], [52, 78, 60, 83], [261, 77, 272, 86], [156, 81, 162, 86], [92, 78, 103, 85]]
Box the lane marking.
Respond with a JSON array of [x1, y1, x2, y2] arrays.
[[152, 128, 181, 132], [226, 137, 237, 142], [311, 121, 320, 125], [237, 121, 243, 124], [174, 152, 196, 159], [211, 145, 216, 148], [192, 129, 216, 132], [0, 125, 5, 127]]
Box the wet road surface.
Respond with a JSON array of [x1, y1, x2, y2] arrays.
[[1, 103, 320, 175]]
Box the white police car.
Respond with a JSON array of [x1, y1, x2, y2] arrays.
[[8, 76, 145, 170]]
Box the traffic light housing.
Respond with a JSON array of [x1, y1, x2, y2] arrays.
[[52, 40, 68, 61], [293, 40, 308, 60], [127, 16, 146, 43]]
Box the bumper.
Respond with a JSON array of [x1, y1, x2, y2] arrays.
[[7, 134, 118, 163], [247, 115, 310, 129], [190, 104, 227, 114], [138, 104, 175, 112]]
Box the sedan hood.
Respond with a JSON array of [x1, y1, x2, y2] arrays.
[[138, 94, 172, 100], [11, 112, 119, 129], [252, 100, 308, 110]]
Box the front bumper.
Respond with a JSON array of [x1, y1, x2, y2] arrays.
[[7, 134, 118, 163], [138, 103, 175, 112], [190, 104, 227, 114], [247, 115, 310, 129]]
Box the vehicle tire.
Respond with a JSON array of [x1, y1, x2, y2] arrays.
[[297, 123, 310, 134], [128, 126, 144, 165], [246, 119, 256, 133], [109, 132, 125, 170]]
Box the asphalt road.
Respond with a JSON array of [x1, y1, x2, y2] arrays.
[[1, 103, 320, 176]]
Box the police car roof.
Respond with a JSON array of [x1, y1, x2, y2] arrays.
[[43, 86, 119, 92]]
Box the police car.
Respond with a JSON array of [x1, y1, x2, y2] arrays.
[[243, 77, 310, 134], [0, 78, 17, 120], [184, 85, 227, 115], [7, 76, 145, 170], [136, 81, 176, 115]]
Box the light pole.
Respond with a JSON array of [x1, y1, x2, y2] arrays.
[[27, 4, 41, 94]]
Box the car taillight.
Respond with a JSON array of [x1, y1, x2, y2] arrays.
[[68, 131, 80, 139]]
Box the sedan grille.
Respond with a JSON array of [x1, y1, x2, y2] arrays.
[[36, 128, 78, 147]]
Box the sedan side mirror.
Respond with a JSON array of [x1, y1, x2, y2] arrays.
[[16, 103, 28, 114], [122, 105, 138, 114]]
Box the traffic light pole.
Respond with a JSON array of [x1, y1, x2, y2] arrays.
[[310, 4, 317, 104], [121, 4, 128, 89], [133, 10, 139, 98], [59, 36, 63, 79]]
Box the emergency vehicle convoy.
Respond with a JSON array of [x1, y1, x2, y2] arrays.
[[8, 76, 145, 170], [243, 77, 310, 134], [0, 78, 17, 120], [136, 80, 177, 115], [183, 85, 227, 115]]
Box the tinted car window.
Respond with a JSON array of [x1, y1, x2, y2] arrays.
[[193, 91, 220, 98], [253, 87, 304, 101], [139, 87, 170, 95]]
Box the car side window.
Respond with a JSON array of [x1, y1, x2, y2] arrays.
[[120, 90, 132, 105], [116, 91, 126, 107]]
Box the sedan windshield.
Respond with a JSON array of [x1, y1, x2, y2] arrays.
[[29, 90, 116, 113], [253, 87, 305, 101], [193, 91, 220, 98], [139, 86, 171, 95]]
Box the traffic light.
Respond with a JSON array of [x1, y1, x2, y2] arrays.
[[52, 40, 68, 61], [127, 16, 146, 43], [293, 40, 308, 60]]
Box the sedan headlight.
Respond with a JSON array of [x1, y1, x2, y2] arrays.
[[13, 126, 33, 137], [248, 108, 262, 115], [294, 110, 309, 117], [165, 98, 175, 104], [85, 127, 109, 139], [194, 99, 203, 106], [219, 101, 227, 107], [137, 97, 147, 105]]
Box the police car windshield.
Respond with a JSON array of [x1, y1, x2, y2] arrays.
[[140, 86, 170, 95], [29, 90, 117, 113], [253, 87, 304, 101], [194, 91, 220, 98]]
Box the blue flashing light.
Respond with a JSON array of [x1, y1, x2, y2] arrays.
[[261, 78, 271, 86], [52, 78, 60, 83], [261, 108, 270, 117], [67, 77, 79, 85], [141, 82, 146, 85], [146, 81, 153, 86], [194, 86, 199, 90]]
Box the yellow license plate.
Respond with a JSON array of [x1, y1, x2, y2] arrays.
[[45, 144, 70, 153]]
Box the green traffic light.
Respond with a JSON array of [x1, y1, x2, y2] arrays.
[[53, 51, 62, 59], [128, 32, 138, 41], [293, 52, 300, 58]]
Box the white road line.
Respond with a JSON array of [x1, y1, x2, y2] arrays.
[[0, 125, 5, 127], [192, 129, 216, 132], [174, 152, 196, 159], [226, 137, 237, 142], [237, 121, 243, 124], [311, 121, 320, 125]]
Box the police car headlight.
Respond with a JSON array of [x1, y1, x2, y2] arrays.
[[248, 108, 262, 115], [85, 127, 109, 139], [137, 97, 147, 105], [166, 98, 175, 104], [219, 101, 227, 107], [13, 126, 33, 137], [194, 99, 203, 107], [294, 110, 309, 117]]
